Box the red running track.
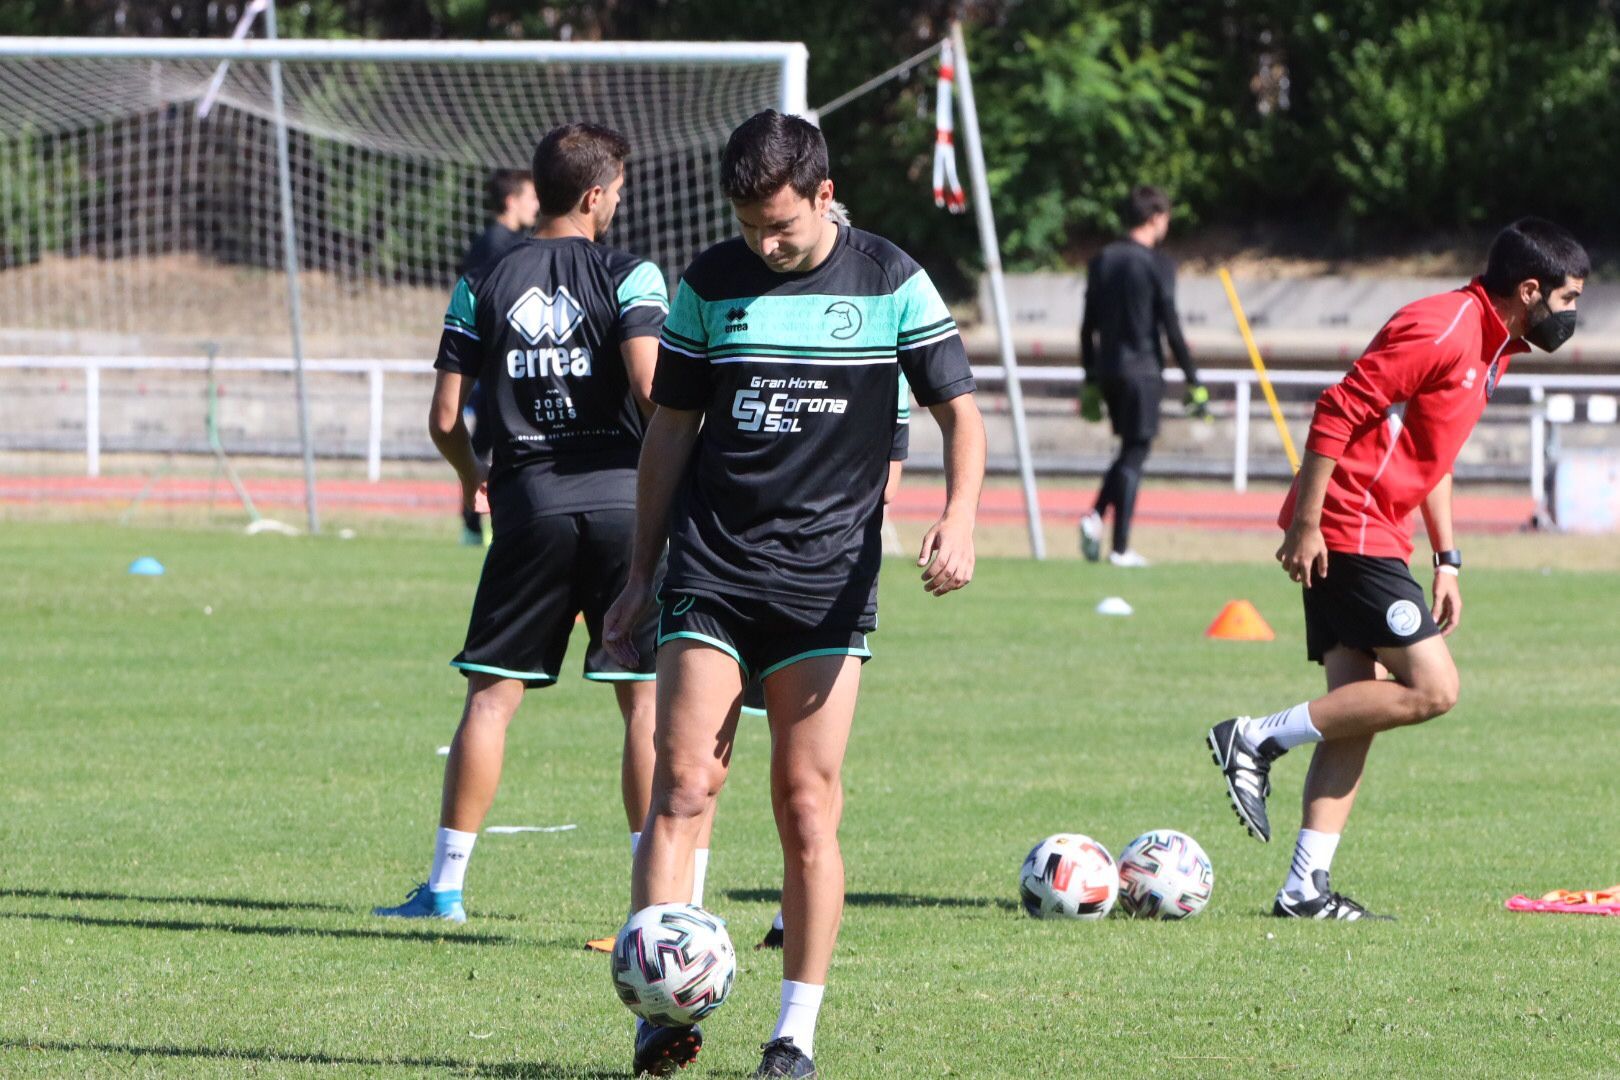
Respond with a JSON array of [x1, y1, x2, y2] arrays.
[[2, 474, 1535, 533]]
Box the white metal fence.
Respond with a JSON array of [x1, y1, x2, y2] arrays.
[[3, 356, 1618, 507]]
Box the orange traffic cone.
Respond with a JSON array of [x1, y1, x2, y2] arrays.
[[1206, 600, 1275, 641]]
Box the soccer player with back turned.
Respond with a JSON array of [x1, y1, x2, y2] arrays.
[[1077, 184, 1208, 567], [602, 111, 985, 1078], [458, 168, 541, 545], [374, 124, 719, 931], [1207, 218, 1587, 919]]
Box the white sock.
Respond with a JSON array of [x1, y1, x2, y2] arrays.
[[429, 827, 477, 894], [1282, 828, 1341, 898], [772, 909, 785, 931], [691, 848, 710, 908], [630, 831, 641, 856], [770, 979, 825, 1058], [1246, 702, 1322, 753]]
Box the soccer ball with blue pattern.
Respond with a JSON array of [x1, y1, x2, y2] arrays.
[[1116, 829, 1214, 919], [611, 903, 736, 1027]]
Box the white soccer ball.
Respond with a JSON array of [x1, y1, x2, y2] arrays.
[[610, 903, 736, 1027], [1116, 829, 1215, 920], [1018, 833, 1118, 920]]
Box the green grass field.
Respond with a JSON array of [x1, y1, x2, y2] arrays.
[[4, 523, 1619, 1078]]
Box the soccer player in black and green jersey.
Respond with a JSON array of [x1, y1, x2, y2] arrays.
[[604, 111, 985, 1079], [374, 124, 722, 935]]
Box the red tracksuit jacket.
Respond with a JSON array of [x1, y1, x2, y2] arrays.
[[1278, 278, 1528, 559]]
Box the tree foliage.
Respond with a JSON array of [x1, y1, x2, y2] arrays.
[[6, 0, 1619, 287]]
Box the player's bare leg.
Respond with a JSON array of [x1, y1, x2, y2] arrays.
[[618, 679, 658, 832], [761, 654, 863, 1065], [631, 640, 743, 911], [759, 780, 842, 951], [1273, 649, 1377, 915], [586, 679, 720, 952], [1301, 636, 1459, 740], [1211, 636, 1458, 842], [1300, 648, 1381, 835], [374, 673, 522, 923], [440, 674, 526, 831], [1274, 646, 1453, 920]]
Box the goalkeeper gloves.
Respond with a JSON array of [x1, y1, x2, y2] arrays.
[[1183, 382, 1212, 421], [1080, 383, 1104, 422]]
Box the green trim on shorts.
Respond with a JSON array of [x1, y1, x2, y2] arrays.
[[657, 630, 750, 678], [583, 672, 657, 683], [451, 660, 555, 682], [757, 643, 872, 681]]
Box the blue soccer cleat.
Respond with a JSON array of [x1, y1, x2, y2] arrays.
[[372, 883, 467, 924]]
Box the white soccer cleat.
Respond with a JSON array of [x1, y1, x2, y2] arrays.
[[1108, 549, 1150, 568]]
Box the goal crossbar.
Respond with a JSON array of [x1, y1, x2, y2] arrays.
[[0, 37, 806, 85]]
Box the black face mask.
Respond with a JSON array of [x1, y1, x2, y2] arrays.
[[1524, 294, 1577, 353]]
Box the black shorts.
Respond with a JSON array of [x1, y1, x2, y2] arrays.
[[1303, 552, 1441, 664], [1101, 373, 1163, 441], [452, 509, 658, 688], [656, 590, 873, 682]]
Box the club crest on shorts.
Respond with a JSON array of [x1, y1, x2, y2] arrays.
[[1386, 599, 1423, 637]]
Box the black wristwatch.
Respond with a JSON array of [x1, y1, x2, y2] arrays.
[[1433, 549, 1463, 571]]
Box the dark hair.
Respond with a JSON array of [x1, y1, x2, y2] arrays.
[[530, 123, 630, 216], [485, 168, 533, 216], [719, 109, 828, 203], [1482, 217, 1590, 296], [1122, 185, 1172, 228]]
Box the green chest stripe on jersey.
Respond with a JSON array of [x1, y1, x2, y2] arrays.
[[707, 343, 897, 361], [703, 292, 905, 353]]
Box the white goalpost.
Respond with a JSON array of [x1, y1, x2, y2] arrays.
[[0, 30, 807, 531]]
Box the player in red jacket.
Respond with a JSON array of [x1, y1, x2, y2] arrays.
[[1206, 218, 1588, 920]]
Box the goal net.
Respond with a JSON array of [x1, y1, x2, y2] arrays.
[[0, 38, 804, 491]]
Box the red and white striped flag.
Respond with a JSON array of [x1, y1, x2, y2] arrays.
[[932, 39, 966, 213]]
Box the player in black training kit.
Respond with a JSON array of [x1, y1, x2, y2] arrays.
[[457, 168, 540, 545], [603, 111, 986, 1079], [1077, 184, 1208, 567], [374, 124, 715, 937]]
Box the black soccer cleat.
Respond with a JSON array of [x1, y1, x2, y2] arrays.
[[1207, 717, 1277, 842], [754, 1037, 817, 1078], [633, 1022, 702, 1077], [1272, 871, 1395, 921], [756, 922, 784, 950]]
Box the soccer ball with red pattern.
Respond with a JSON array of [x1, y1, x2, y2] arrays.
[[1116, 829, 1214, 919], [1018, 833, 1118, 920], [611, 903, 736, 1027]]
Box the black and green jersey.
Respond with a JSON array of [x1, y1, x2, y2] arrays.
[[652, 226, 973, 616], [435, 237, 667, 523]]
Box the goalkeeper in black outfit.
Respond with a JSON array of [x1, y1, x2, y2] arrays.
[[1078, 184, 1208, 567]]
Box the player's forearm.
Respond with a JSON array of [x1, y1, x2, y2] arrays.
[[428, 371, 480, 489], [626, 406, 701, 583], [620, 337, 659, 421], [1421, 472, 1455, 552], [1290, 450, 1338, 528], [931, 395, 986, 524], [1162, 319, 1197, 383], [883, 460, 904, 506], [430, 421, 481, 489]]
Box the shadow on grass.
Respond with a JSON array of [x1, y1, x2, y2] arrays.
[[723, 887, 1018, 912], [0, 1038, 620, 1078], [0, 910, 513, 946], [0, 886, 349, 913], [0, 886, 523, 921]]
